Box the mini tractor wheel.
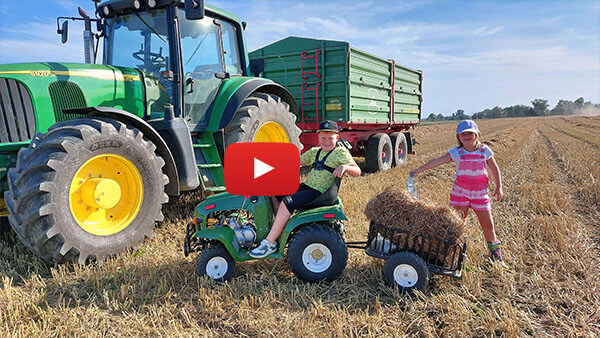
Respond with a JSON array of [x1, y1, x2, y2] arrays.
[[195, 243, 235, 282], [287, 224, 348, 283], [384, 251, 430, 292], [224, 92, 303, 150], [4, 117, 168, 263]]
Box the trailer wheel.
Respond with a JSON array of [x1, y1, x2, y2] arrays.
[[384, 251, 430, 292], [195, 243, 235, 282], [365, 133, 393, 173], [4, 118, 168, 263], [224, 92, 303, 151], [389, 132, 408, 167], [287, 224, 348, 283]]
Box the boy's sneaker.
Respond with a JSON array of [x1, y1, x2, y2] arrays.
[[249, 239, 278, 258]]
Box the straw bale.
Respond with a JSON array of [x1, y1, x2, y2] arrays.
[[364, 185, 467, 266]]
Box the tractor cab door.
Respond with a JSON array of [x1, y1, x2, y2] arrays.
[[178, 9, 243, 129]]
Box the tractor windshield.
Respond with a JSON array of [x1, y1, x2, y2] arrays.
[[105, 8, 172, 118]]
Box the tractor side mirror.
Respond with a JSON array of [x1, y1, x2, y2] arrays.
[[184, 0, 205, 20], [57, 20, 69, 44]]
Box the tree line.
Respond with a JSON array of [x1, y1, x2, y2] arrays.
[[426, 97, 600, 121]]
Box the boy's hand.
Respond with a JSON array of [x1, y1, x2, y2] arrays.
[[493, 186, 503, 201], [333, 165, 347, 178]]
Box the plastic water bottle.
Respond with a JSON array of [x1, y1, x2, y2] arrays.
[[407, 172, 418, 199]]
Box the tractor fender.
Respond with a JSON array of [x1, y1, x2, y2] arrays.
[[217, 79, 298, 130], [277, 205, 347, 256], [64, 106, 179, 196]]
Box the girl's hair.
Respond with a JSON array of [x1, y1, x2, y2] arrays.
[[456, 132, 481, 148]]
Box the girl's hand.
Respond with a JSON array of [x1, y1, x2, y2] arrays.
[[333, 165, 347, 178], [410, 168, 420, 176], [493, 186, 503, 201]]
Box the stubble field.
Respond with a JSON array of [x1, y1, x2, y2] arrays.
[[1, 116, 599, 336]]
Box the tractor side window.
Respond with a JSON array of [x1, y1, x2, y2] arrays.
[[179, 14, 223, 126], [221, 22, 242, 76]]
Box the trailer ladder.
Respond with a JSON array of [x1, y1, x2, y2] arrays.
[[300, 50, 322, 123]]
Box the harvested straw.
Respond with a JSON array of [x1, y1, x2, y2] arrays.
[[364, 185, 467, 266]]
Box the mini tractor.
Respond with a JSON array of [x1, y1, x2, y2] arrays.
[[0, 0, 302, 263]]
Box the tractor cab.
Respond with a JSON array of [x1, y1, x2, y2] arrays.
[[99, 0, 247, 129]]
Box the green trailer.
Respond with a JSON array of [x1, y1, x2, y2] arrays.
[[0, 0, 303, 263], [249, 36, 423, 172]]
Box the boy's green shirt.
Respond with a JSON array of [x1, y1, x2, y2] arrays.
[[300, 146, 357, 193]]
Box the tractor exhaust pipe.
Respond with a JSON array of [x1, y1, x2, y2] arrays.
[[78, 7, 94, 64]]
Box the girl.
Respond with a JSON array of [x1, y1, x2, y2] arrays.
[[411, 120, 507, 268]]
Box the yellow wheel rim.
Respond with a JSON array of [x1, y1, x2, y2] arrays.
[[253, 122, 290, 143], [69, 154, 143, 236]]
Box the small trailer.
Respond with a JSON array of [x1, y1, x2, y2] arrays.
[[249, 37, 423, 172]]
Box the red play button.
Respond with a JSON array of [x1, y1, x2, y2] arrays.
[[224, 143, 300, 196]]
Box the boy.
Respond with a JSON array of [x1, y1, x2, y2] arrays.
[[249, 120, 361, 258]]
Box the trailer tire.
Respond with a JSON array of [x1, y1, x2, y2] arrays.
[[385, 251, 430, 292], [389, 132, 408, 167], [365, 133, 393, 173], [4, 118, 168, 264], [287, 224, 347, 283], [224, 92, 302, 151]]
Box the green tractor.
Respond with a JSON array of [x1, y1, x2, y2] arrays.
[[0, 0, 302, 263]]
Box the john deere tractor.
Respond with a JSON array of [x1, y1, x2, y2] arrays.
[[0, 0, 302, 263]]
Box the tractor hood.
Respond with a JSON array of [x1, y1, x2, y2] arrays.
[[0, 62, 145, 135]]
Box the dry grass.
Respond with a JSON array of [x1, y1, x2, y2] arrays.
[[1, 117, 600, 337]]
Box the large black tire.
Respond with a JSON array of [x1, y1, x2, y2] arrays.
[[389, 132, 408, 167], [287, 224, 348, 283], [365, 133, 393, 173], [195, 243, 235, 282], [384, 251, 430, 292], [224, 92, 303, 151], [4, 118, 169, 263]]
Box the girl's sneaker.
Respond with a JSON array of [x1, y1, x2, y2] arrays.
[[249, 239, 278, 258], [488, 241, 510, 269]]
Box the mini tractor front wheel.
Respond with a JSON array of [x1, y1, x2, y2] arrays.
[[195, 243, 235, 282], [4, 117, 168, 263]]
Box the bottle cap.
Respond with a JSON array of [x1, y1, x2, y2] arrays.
[[410, 172, 415, 177]]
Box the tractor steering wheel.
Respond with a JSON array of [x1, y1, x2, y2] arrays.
[[132, 50, 166, 67]]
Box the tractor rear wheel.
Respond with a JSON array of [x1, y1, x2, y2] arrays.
[[224, 92, 302, 151], [287, 224, 348, 283], [4, 117, 168, 263]]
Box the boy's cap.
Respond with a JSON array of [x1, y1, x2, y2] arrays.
[[318, 120, 339, 133], [456, 120, 479, 134]]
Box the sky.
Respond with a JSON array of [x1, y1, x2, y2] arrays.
[[0, 0, 598, 116]]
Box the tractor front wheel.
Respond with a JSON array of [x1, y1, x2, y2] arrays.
[[287, 224, 348, 283], [4, 118, 168, 263]]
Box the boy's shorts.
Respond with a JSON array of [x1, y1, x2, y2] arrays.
[[281, 183, 322, 213], [449, 184, 491, 211]]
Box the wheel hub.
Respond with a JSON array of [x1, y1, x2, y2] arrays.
[[206, 256, 228, 279], [69, 154, 143, 236], [302, 243, 332, 273], [80, 178, 122, 209], [254, 122, 290, 143], [393, 264, 418, 287]]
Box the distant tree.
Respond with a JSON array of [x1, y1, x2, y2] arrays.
[[531, 99, 549, 116], [488, 106, 505, 119], [550, 99, 573, 115], [426, 113, 438, 121], [504, 105, 531, 117]]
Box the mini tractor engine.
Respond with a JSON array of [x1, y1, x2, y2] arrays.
[[0, 0, 302, 263]]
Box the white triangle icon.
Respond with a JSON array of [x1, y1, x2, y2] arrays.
[[254, 158, 274, 179]]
